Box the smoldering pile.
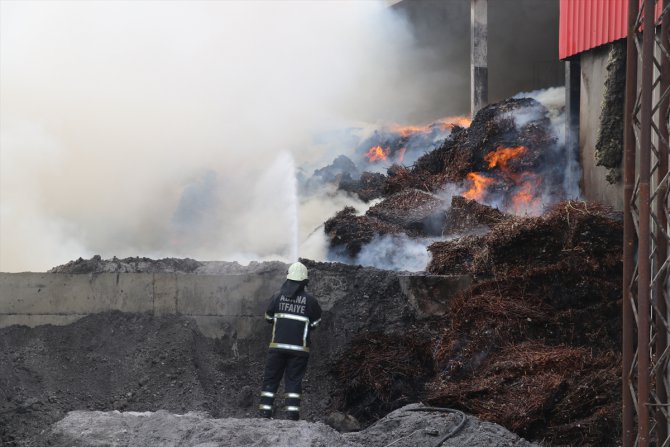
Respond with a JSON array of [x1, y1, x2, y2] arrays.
[[309, 97, 565, 261], [314, 94, 621, 446], [331, 201, 622, 446]]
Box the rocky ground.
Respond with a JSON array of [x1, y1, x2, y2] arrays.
[[41, 404, 538, 447]]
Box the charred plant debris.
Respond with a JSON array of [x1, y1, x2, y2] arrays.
[[324, 97, 566, 256], [330, 201, 622, 446], [442, 195, 512, 236], [595, 41, 626, 184], [332, 332, 435, 424]]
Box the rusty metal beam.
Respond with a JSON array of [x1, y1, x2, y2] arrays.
[[638, 0, 657, 444], [623, 0, 639, 443], [655, 1, 670, 442]]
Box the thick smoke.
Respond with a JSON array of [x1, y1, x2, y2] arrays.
[[514, 86, 581, 204], [0, 1, 441, 272], [356, 234, 439, 272]]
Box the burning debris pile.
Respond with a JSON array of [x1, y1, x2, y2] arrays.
[[331, 201, 622, 445], [324, 189, 448, 257], [317, 96, 569, 263]]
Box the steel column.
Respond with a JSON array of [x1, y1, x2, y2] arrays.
[[655, 1, 670, 443], [470, 0, 488, 116], [626, 0, 670, 444], [637, 1, 656, 443], [623, 0, 639, 443]]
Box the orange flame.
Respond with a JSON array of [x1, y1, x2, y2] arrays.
[[436, 116, 472, 129], [485, 146, 527, 170], [462, 146, 543, 215], [462, 172, 494, 201], [388, 116, 472, 137], [512, 182, 534, 208], [390, 124, 431, 137], [511, 177, 543, 216], [366, 145, 388, 162]]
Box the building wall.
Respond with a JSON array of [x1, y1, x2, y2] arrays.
[[578, 45, 624, 210]]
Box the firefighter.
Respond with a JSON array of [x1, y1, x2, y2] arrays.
[[258, 261, 322, 420]]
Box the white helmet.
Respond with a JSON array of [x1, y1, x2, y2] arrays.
[[287, 262, 308, 282]]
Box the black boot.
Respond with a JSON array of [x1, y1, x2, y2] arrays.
[[259, 408, 272, 419]]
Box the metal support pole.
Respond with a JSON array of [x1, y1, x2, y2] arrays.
[[470, 0, 488, 116], [565, 58, 581, 189], [655, 0, 670, 443], [638, 0, 657, 444], [623, 0, 639, 444]]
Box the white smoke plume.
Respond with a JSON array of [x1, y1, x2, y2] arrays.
[[0, 1, 444, 272], [355, 234, 439, 272], [514, 86, 582, 201]]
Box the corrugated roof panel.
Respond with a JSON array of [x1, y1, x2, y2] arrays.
[[560, 0, 664, 59], [559, 0, 627, 59]]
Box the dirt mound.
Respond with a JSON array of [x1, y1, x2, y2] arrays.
[[0, 312, 245, 446], [44, 404, 538, 447], [48, 256, 287, 275], [1, 260, 418, 446], [48, 255, 204, 273], [47, 410, 361, 447]]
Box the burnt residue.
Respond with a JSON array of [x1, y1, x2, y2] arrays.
[[595, 41, 626, 184]]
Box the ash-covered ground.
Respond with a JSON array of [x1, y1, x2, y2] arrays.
[[43, 404, 537, 447]]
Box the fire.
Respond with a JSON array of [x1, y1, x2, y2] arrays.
[[462, 172, 494, 201], [388, 116, 472, 137], [366, 145, 388, 162], [512, 182, 534, 208], [461, 145, 544, 215], [390, 124, 432, 137], [511, 174, 543, 215], [485, 146, 527, 170], [436, 116, 472, 129]]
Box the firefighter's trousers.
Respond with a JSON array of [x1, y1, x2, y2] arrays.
[[259, 350, 309, 420]]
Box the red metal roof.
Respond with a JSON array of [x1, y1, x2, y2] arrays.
[[560, 0, 664, 59], [559, 0, 628, 59]]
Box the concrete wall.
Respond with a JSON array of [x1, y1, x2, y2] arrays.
[[579, 45, 624, 210], [0, 270, 473, 338], [0, 271, 285, 339]]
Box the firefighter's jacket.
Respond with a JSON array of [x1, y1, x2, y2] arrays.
[[264, 280, 321, 356]]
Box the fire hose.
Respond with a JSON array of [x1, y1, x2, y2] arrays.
[[382, 405, 467, 447]]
